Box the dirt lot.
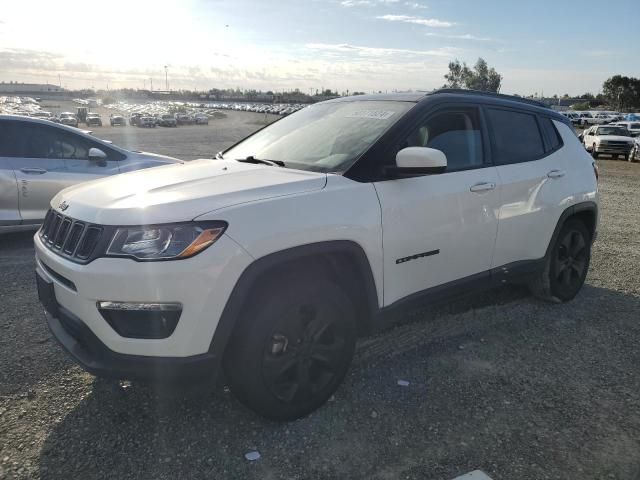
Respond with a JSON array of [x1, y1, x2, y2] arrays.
[[1, 129, 640, 478], [40, 100, 278, 160]]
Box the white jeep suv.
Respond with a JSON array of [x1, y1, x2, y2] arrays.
[[35, 90, 599, 420]]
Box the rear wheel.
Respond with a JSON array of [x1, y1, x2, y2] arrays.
[[530, 219, 591, 302], [224, 275, 357, 420]]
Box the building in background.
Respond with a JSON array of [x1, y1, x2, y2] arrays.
[[0, 83, 65, 94]]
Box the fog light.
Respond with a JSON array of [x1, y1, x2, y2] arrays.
[[97, 301, 182, 339]]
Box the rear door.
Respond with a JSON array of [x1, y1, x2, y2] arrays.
[[487, 108, 569, 267], [0, 120, 21, 226]]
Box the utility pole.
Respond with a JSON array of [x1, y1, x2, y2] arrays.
[[164, 65, 169, 91], [150, 78, 153, 91]]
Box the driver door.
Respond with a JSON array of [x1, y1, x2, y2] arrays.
[[373, 106, 501, 306]]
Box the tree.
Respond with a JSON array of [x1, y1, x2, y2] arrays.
[[602, 75, 640, 111], [572, 102, 591, 111], [444, 57, 502, 93]]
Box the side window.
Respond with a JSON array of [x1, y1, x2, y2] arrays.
[[396, 109, 484, 172], [13, 123, 88, 160], [540, 117, 563, 152], [0, 121, 18, 157], [487, 108, 545, 165]]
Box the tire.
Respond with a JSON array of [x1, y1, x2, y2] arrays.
[[529, 219, 591, 303], [224, 274, 357, 420], [592, 144, 598, 159]]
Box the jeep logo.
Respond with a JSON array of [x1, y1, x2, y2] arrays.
[[58, 201, 69, 212]]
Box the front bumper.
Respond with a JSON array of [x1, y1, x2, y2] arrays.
[[34, 231, 253, 359], [595, 144, 633, 155], [41, 281, 218, 381]]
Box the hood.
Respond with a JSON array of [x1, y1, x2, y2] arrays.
[[118, 151, 183, 172], [597, 135, 634, 142], [51, 159, 327, 225]]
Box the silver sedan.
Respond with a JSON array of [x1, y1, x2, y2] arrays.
[[0, 115, 182, 233]]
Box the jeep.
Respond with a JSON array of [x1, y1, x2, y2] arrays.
[[35, 90, 598, 420]]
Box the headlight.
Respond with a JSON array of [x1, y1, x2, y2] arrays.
[[106, 222, 227, 261]]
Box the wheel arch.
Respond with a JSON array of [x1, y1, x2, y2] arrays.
[[209, 240, 380, 358], [545, 201, 598, 259]]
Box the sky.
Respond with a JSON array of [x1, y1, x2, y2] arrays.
[[0, 0, 638, 96]]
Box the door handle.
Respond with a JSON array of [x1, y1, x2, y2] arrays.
[[20, 167, 47, 175], [469, 182, 496, 193], [547, 169, 565, 179]]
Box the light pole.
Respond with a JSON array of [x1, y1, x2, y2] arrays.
[[164, 65, 169, 91]]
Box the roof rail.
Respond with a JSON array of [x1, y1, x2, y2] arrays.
[[428, 88, 549, 109]]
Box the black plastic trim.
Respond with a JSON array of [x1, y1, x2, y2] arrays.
[[209, 240, 380, 356], [544, 202, 598, 258], [40, 260, 77, 291]]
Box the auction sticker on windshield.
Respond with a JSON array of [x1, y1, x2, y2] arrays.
[[346, 110, 396, 120]]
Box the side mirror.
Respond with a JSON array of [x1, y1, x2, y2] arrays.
[[88, 147, 107, 166], [386, 147, 447, 178]]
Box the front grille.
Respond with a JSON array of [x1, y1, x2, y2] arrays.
[[40, 209, 103, 263]]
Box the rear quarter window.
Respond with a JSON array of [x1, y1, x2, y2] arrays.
[[487, 108, 545, 165], [540, 117, 563, 152]]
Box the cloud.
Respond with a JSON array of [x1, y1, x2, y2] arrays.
[[376, 14, 454, 27], [305, 42, 458, 57], [339, 0, 400, 6], [404, 2, 428, 8], [340, 0, 373, 6], [425, 32, 493, 41]]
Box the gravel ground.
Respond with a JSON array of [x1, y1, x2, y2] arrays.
[[1, 146, 640, 478]]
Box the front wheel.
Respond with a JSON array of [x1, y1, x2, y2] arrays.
[[224, 276, 357, 420], [529, 219, 591, 302], [592, 144, 598, 159]]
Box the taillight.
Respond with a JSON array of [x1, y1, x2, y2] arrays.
[[592, 162, 599, 182]]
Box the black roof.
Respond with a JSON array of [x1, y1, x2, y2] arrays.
[[329, 89, 548, 108], [326, 88, 565, 122]]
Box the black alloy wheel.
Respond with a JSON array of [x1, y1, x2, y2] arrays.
[[262, 303, 350, 404], [225, 276, 356, 420], [549, 220, 591, 301]]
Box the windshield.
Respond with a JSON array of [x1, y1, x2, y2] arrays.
[[597, 127, 629, 136], [224, 100, 413, 173]]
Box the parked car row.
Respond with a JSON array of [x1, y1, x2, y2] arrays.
[[209, 102, 305, 116], [560, 110, 640, 128]]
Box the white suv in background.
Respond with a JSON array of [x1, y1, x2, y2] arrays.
[[35, 90, 598, 420], [582, 124, 635, 160]]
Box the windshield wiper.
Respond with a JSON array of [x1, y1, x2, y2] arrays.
[[215, 152, 224, 160], [236, 155, 285, 167]]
